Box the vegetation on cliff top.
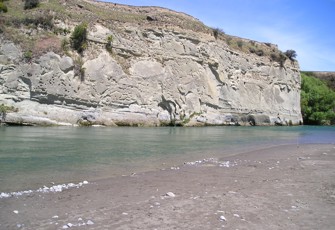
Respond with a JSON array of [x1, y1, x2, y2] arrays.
[[301, 72, 335, 125], [24, 0, 40, 10], [0, 0, 9, 13], [0, 0, 296, 64]]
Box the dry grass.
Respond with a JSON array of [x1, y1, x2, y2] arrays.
[[1, 0, 284, 60], [33, 35, 62, 56]]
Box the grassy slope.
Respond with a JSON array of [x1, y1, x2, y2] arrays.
[[0, 0, 288, 61]]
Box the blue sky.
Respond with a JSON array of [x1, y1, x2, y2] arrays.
[[102, 0, 335, 71]]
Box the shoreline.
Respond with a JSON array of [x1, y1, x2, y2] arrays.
[[1, 143, 335, 229]]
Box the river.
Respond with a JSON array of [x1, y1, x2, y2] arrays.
[[0, 126, 334, 192]]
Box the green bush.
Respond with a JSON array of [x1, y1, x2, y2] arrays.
[[106, 35, 113, 52], [23, 50, 33, 61], [0, 2, 8, 13], [301, 73, 335, 125], [237, 40, 243, 48], [71, 23, 88, 54], [24, 0, 40, 10]]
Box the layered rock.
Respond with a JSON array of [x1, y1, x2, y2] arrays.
[[0, 6, 302, 126]]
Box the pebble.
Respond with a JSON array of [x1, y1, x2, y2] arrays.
[[166, 192, 176, 198], [220, 215, 226, 221], [52, 215, 59, 219], [233, 214, 240, 218], [87, 220, 94, 225], [13, 210, 19, 214]]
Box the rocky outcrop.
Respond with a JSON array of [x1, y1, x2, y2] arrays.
[[0, 8, 302, 126]]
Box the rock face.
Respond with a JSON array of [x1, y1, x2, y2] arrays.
[[0, 9, 302, 126]]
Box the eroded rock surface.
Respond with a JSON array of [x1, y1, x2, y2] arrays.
[[0, 20, 302, 126]]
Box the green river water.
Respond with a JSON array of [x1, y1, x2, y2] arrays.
[[0, 126, 334, 192]]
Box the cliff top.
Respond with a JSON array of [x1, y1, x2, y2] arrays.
[[1, 0, 289, 63]]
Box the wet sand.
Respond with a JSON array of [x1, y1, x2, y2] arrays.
[[1, 144, 335, 230]]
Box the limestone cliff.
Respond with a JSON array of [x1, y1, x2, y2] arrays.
[[0, 0, 302, 126]]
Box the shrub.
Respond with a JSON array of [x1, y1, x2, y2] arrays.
[[226, 37, 232, 45], [74, 57, 85, 81], [23, 50, 33, 61], [0, 104, 17, 122], [71, 23, 88, 54], [12, 15, 54, 30], [255, 49, 264, 56], [249, 48, 264, 56], [105, 35, 113, 52], [271, 52, 287, 67], [301, 73, 335, 125], [0, 2, 8, 13], [237, 40, 243, 48], [61, 38, 70, 52], [32, 15, 53, 30], [24, 0, 40, 10], [284, 49, 297, 61], [212, 27, 224, 39], [53, 27, 70, 35]]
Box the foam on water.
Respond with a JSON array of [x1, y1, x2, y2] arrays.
[[0, 181, 89, 199]]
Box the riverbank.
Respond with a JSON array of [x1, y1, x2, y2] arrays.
[[1, 144, 334, 229]]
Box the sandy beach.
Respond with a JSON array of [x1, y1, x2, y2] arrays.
[[1, 144, 334, 230]]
